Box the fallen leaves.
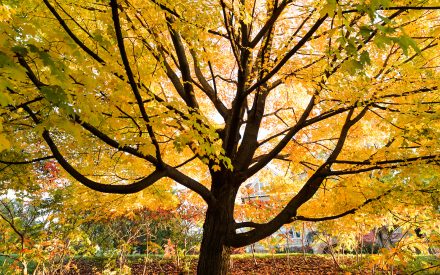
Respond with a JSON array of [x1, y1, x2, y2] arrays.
[[69, 255, 386, 274]]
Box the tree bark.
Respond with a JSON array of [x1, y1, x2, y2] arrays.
[[197, 215, 232, 274], [197, 179, 236, 275]]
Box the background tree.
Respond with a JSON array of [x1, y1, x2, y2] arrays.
[[0, 159, 82, 274], [1, 0, 439, 274], [0, 157, 179, 274]]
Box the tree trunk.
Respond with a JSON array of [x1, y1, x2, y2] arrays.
[[197, 181, 236, 275]]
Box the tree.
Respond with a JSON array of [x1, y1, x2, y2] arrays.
[[0, 0, 439, 273], [0, 159, 79, 274], [0, 157, 178, 274]]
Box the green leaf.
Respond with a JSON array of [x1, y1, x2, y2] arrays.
[[39, 51, 54, 66], [0, 91, 13, 106], [345, 38, 357, 55], [40, 85, 73, 115], [342, 59, 363, 75], [374, 35, 392, 49], [359, 51, 371, 66], [0, 51, 15, 67], [396, 35, 421, 56], [27, 43, 39, 53], [320, 0, 336, 17], [11, 46, 28, 56], [376, 24, 395, 34], [38, 51, 66, 79], [41, 85, 67, 105], [0, 133, 10, 152], [359, 26, 373, 38]]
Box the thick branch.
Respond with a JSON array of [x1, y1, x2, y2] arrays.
[[245, 14, 328, 95], [19, 103, 166, 194], [296, 188, 394, 222], [167, 20, 199, 109], [190, 50, 229, 118], [16, 53, 160, 166], [16, 51, 214, 203], [166, 166, 216, 205], [248, 0, 292, 48], [42, 0, 105, 64], [251, 153, 289, 164], [232, 107, 368, 246], [235, 188, 393, 230], [43, 128, 167, 193], [110, 0, 163, 167], [244, 94, 316, 179]]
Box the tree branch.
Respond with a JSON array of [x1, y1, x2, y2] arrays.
[[245, 14, 328, 95], [16, 52, 160, 166], [333, 155, 440, 166], [19, 103, 166, 194], [0, 156, 55, 165], [42, 0, 105, 64], [167, 20, 199, 109], [166, 166, 216, 205], [43, 129, 167, 193], [248, 0, 292, 48], [244, 94, 316, 179], [110, 0, 163, 167], [328, 156, 439, 176], [343, 6, 440, 14], [232, 107, 368, 247], [190, 50, 229, 118], [296, 188, 395, 222]]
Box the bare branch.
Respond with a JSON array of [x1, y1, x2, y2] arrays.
[[343, 6, 440, 14], [110, 0, 163, 166], [0, 156, 55, 165]]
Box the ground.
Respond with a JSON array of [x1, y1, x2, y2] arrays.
[[68, 254, 389, 274]]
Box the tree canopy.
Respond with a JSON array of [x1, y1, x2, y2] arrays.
[[1, 0, 439, 273]]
